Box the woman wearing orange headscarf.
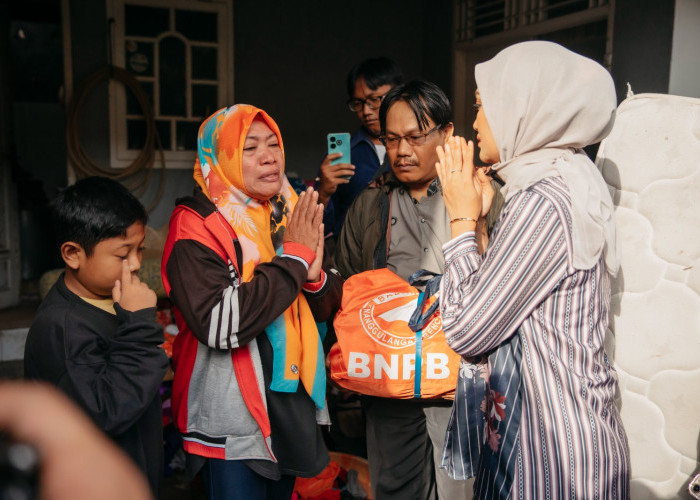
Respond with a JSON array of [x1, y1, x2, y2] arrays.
[[161, 105, 342, 499]]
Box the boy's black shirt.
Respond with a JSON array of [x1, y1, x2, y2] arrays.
[[24, 274, 169, 495]]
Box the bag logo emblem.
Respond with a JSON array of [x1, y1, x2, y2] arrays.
[[358, 292, 442, 349]]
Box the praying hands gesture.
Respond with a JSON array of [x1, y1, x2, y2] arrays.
[[284, 187, 325, 282], [436, 136, 495, 248]]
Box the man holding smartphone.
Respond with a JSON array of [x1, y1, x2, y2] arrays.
[[316, 57, 404, 245]]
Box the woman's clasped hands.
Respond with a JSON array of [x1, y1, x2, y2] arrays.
[[436, 136, 494, 228], [283, 187, 325, 282]]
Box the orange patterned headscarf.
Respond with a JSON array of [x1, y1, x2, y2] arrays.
[[194, 104, 295, 278], [193, 105, 325, 408]]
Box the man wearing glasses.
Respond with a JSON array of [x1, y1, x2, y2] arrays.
[[316, 57, 403, 244], [335, 81, 474, 499]]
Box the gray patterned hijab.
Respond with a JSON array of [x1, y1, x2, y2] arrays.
[[475, 41, 620, 274]]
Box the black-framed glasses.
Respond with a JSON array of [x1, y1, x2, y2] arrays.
[[346, 93, 387, 112], [380, 126, 442, 149]]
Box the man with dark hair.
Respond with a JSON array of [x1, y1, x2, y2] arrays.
[[335, 81, 473, 499], [24, 176, 168, 496], [317, 57, 404, 241]]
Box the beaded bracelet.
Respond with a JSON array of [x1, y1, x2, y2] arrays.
[[449, 217, 478, 224]]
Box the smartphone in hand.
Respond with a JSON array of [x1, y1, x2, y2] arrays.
[[327, 133, 352, 179]]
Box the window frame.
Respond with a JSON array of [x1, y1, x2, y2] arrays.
[[106, 0, 233, 169], [451, 0, 613, 135]]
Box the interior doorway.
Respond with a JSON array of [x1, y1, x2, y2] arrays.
[[0, 4, 20, 309]]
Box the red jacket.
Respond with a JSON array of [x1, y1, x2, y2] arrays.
[[162, 190, 341, 470]]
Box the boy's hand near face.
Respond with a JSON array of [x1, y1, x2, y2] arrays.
[[112, 260, 157, 311]]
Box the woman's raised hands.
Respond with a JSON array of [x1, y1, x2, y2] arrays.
[[283, 187, 325, 281], [436, 136, 494, 223]]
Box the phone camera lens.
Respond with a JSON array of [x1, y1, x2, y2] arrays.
[[337, 140, 342, 145], [330, 137, 336, 143], [330, 143, 336, 149]]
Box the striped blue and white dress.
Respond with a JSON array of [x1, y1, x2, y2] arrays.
[[439, 177, 630, 499]]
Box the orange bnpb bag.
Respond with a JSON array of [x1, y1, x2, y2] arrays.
[[329, 268, 461, 399]]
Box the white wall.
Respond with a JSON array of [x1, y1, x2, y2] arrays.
[[669, 0, 700, 98]]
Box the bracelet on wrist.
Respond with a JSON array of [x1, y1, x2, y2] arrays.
[[449, 217, 478, 225]]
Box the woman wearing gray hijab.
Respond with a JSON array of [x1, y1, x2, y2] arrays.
[[434, 41, 630, 498]]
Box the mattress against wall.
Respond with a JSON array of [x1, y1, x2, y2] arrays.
[[596, 92, 700, 499]]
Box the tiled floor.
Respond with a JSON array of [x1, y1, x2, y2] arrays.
[[0, 291, 34, 375], [0, 328, 29, 363], [0, 300, 35, 366]]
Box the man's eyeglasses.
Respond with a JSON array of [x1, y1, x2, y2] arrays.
[[380, 126, 442, 149], [347, 94, 387, 112]]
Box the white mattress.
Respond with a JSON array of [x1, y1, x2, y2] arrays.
[[596, 92, 700, 499]]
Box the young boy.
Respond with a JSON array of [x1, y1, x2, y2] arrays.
[[23, 176, 169, 496]]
